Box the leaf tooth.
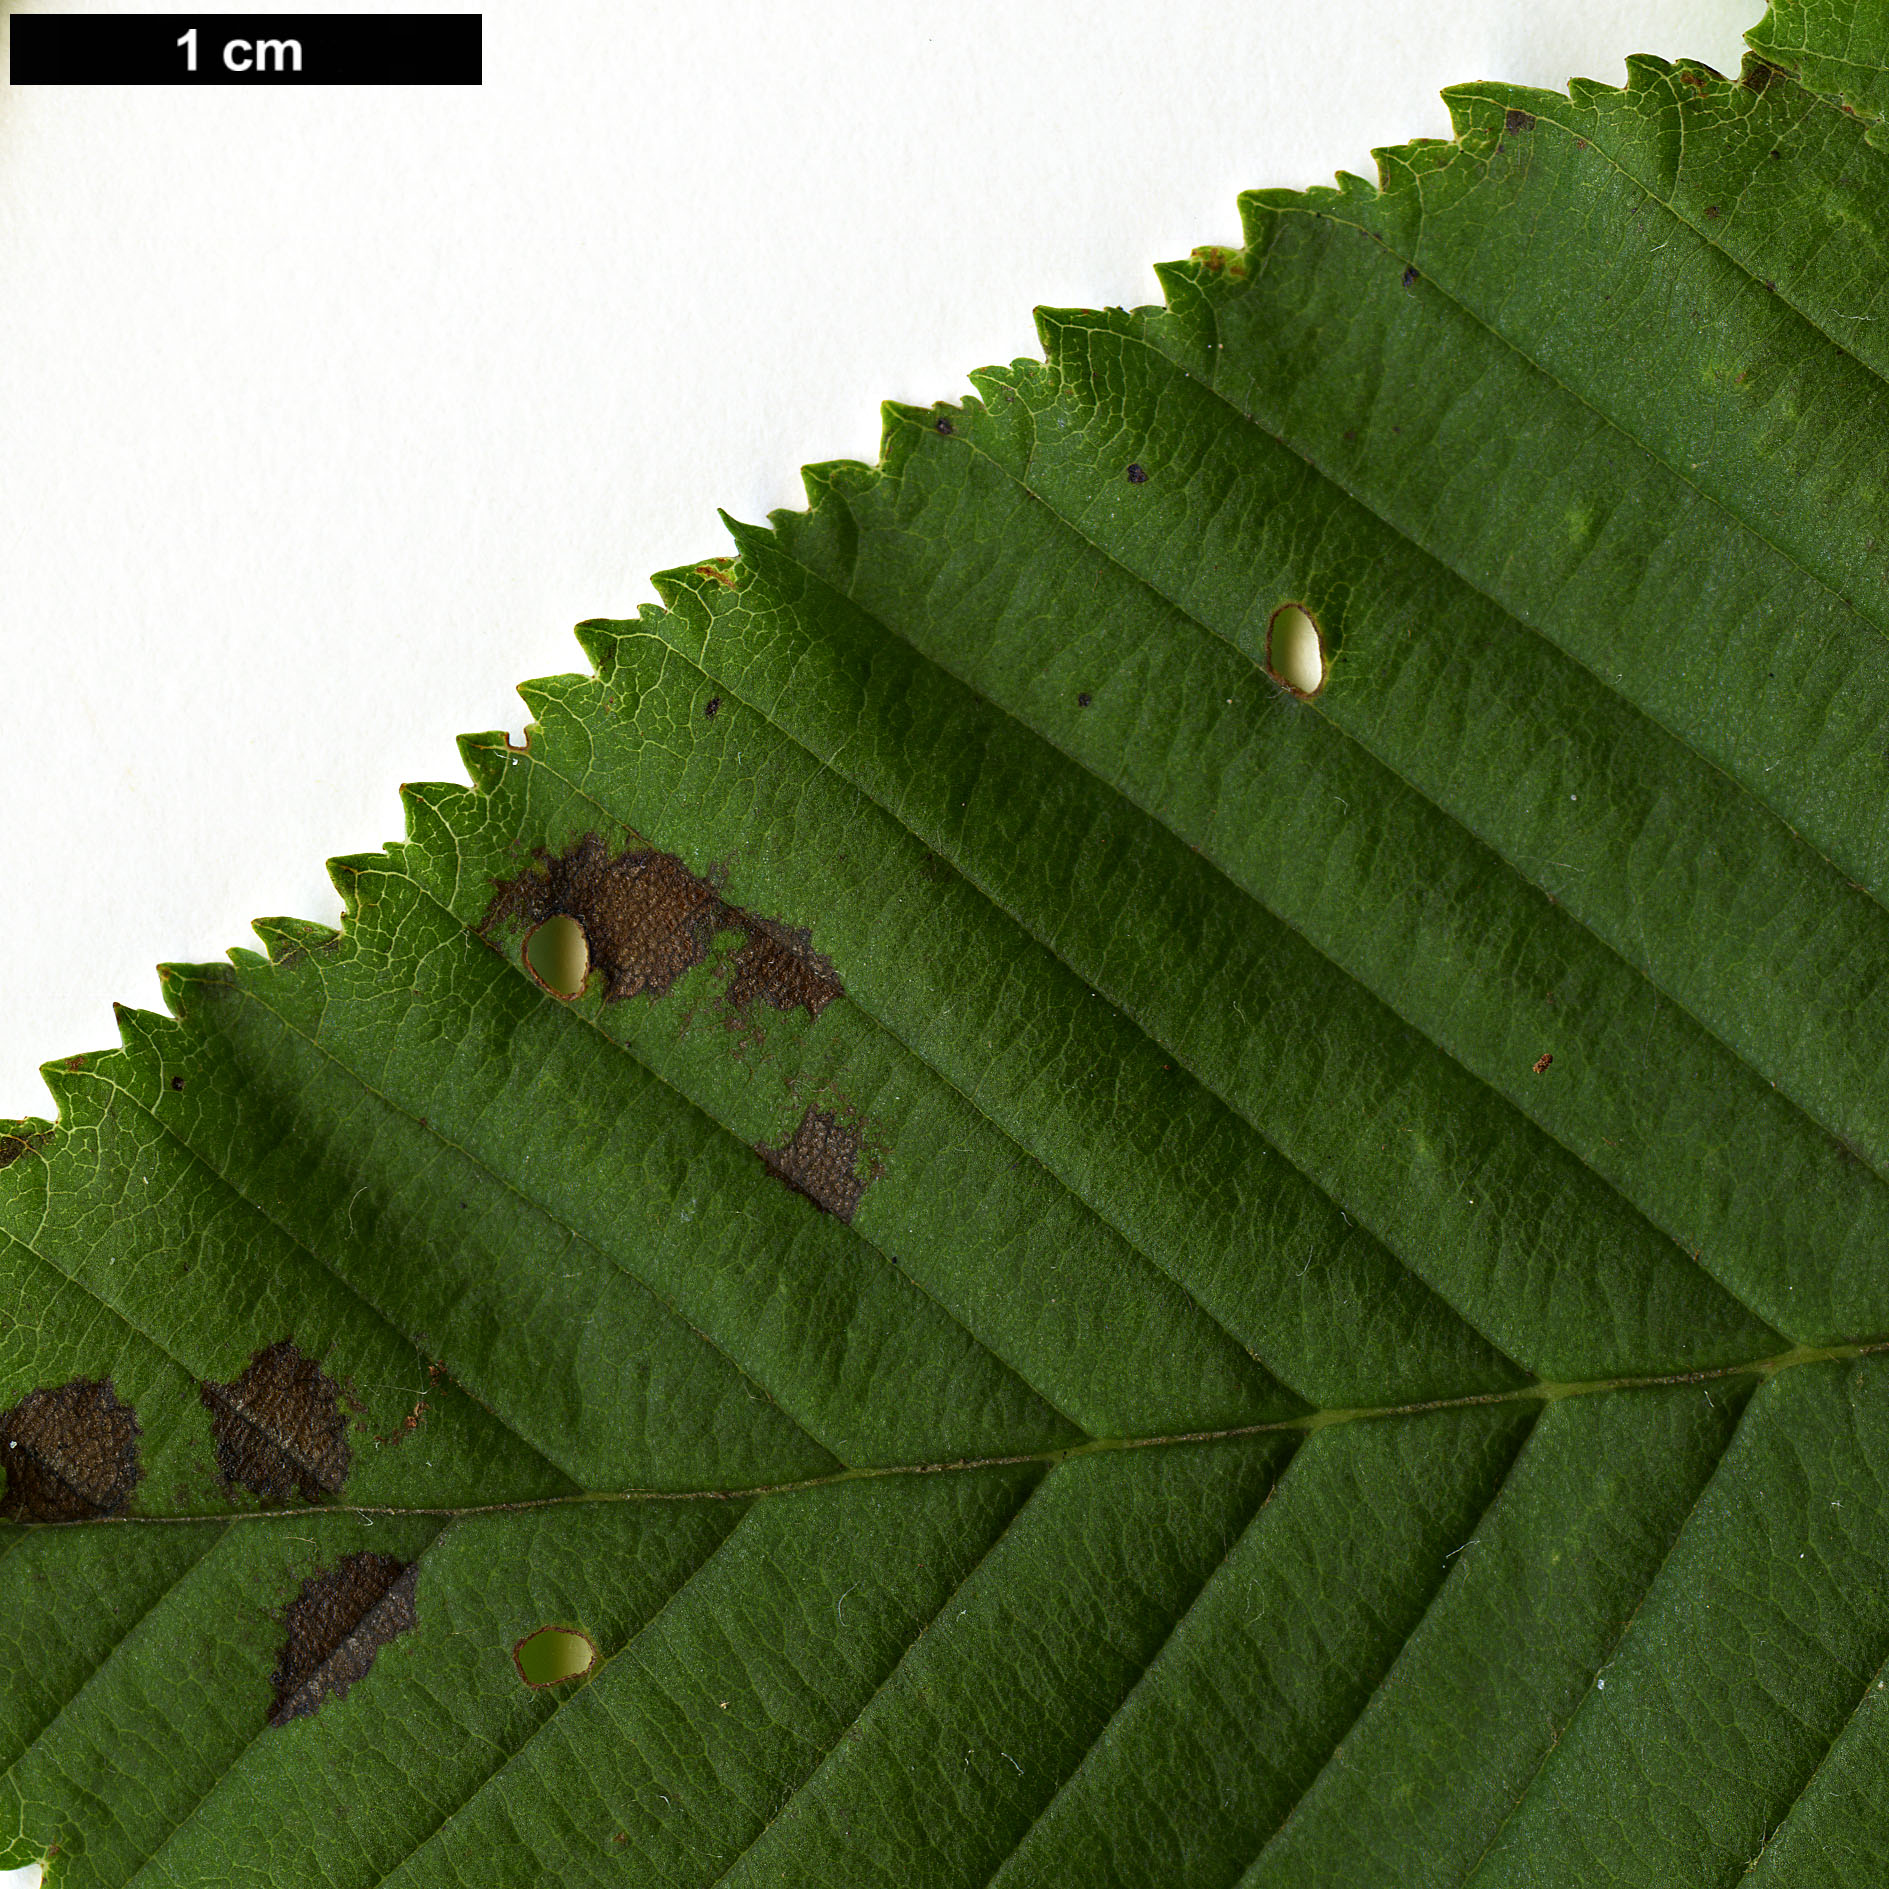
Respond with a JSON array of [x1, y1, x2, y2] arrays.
[[571, 618, 622, 677], [1623, 50, 1680, 89], [455, 728, 513, 792], [324, 851, 393, 927], [1144, 261, 1220, 375]]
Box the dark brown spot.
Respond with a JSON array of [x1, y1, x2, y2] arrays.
[[170, 1076, 186, 1092], [704, 697, 721, 719], [1401, 265, 1418, 288], [727, 918, 844, 1020], [1532, 1052, 1554, 1075], [200, 1340, 350, 1503], [1126, 464, 1147, 484], [0, 1129, 51, 1170], [269, 1551, 417, 1726], [487, 835, 723, 1003], [1504, 108, 1535, 133], [0, 1379, 143, 1522], [694, 562, 736, 590], [1743, 60, 1779, 93], [484, 835, 843, 1019], [1077, 691, 1092, 708], [935, 416, 954, 435], [758, 1106, 869, 1223], [1704, 204, 1721, 218]]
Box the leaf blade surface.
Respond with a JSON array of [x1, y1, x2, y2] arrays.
[[7, 4, 1889, 1883]]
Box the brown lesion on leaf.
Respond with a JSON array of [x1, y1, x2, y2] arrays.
[[483, 833, 843, 1020], [1190, 244, 1247, 279], [269, 1551, 418, 1726], [373, 1397, 430, 1448], [0, 1378, 143, 1522], [728, 916, 844, 1020], [0, 1127, 52, 1169], [200, 1340, 351, 1503], [757, 1104, 875, 1224]]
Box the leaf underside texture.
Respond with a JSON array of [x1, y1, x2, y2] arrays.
[[8, 3, 1889, 1883]]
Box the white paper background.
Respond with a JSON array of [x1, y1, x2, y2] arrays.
[[0, 0, 1753, 1866]]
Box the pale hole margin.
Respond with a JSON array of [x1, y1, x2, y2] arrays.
[[512, 1623, 598, 1688], [1266, 602, 1326, 697], [523, 914, 589, 999]]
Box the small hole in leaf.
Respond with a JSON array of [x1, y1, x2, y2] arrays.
[[513, 1624, 596, 1687], [524, 915, 589, 999], [1266, 603, 1325, 697]]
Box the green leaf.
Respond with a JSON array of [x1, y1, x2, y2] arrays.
[[8, 2, 1889, 1881]]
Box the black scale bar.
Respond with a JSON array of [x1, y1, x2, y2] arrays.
[[10, 13, 481, 84]]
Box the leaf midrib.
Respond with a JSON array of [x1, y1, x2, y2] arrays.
[[15, 1337, 1879, 1528]]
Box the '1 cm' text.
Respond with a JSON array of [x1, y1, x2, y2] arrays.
[[175, 28, 302, 74]]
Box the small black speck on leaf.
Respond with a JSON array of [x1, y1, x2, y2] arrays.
[[1077, 692, 1093, 708], [1401, 265, 1418, 288], [1126, 464, 1147, 484], [704, 697, 721, 719], [170, 1076, 186, 1092], [935, 417, 954, 435]]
